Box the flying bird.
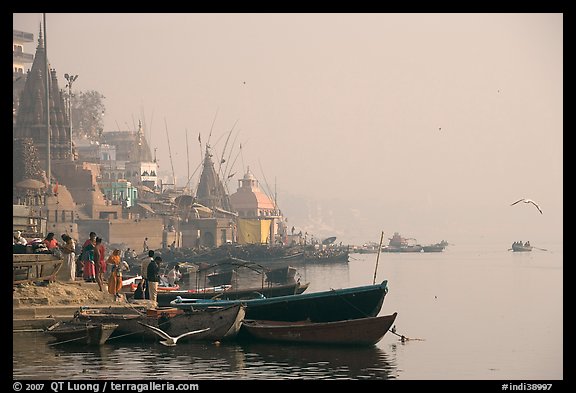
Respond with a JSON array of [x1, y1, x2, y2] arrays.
[[138, 322, 210, 346], [510, 198, 543, 214]]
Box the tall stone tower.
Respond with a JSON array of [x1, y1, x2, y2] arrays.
[[13, 25, 72, 169]]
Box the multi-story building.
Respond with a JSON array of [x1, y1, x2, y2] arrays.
[[13, 29, 34, 126]]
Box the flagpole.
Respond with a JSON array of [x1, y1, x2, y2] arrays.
[[185, 128, 190, 193], [43, 13, 51, 188]]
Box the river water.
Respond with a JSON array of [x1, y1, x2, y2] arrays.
[[13, 242, 563, 381]]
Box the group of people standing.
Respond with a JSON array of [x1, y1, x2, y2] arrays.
[[14, 229, 173, 308], [71, 231, 129, 300]]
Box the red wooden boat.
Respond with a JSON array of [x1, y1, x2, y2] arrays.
[[240, 312, 397, 346]]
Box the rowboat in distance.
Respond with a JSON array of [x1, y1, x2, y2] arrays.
[[422, 240, 448, 252], [422, 244, 445, 252], [76, 304, 245, 342], [45, 321, 118, 346], [511, 241, 533, 252], [170, 280, 389, 323], [240, 312, 398, 346]]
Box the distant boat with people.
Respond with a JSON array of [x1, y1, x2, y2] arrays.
[[422, 240, 449, 253], [511, 241, 533, 252]]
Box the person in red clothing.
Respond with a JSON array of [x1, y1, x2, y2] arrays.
[[43, 232, 58, 251], [93, 237, 107, 291]]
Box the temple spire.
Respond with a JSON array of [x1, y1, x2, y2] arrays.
[[38, 23, 43, 48]]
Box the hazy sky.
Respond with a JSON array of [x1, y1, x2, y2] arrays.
[[13, 13, 563, 246]]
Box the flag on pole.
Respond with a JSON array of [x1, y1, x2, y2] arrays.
[[53, 181, 58, 195]]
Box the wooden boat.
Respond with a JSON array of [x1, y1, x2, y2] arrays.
[[422, 240, 448, 252], [304, 250, 350, 263], [422, 244, 445, 252], [152, 281, 310, 307], [188, 245, 305, 265], [45, 321, 118, 346], [357, 247, 379, 254], [265, 265, 297, 284], [13, 253, 63, 286], [206, 269, 237, 286], [240, 312, 398, 346], [170, 280, 389, 323], [76, 303, 245, 342], [512, 242, 533, 252]]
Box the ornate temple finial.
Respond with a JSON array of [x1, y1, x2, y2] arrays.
[[38, 22, 44, 48]]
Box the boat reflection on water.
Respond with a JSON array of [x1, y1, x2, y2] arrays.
[[239, 341, 398, 379], [14, 330, 397, 379]]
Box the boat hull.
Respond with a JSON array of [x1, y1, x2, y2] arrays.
[[382, 246, 423, 252], [77, 304, 245, 342], [512, 245, 533, 252], [172, 280, 389, 323], [152, 281, 310, 306], [45, 322, 118, 346], [422, 245, 445, 252], [240, 312, 397, 346]]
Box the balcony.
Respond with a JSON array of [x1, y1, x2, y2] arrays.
[[13, 52, 34, 63], [13, 30, 34, 42]]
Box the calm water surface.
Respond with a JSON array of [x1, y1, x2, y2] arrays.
[[13, 242, 563, 380]]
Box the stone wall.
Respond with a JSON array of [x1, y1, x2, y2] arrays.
[[76, 217, 163, 253], [109, 218, 164, 253]]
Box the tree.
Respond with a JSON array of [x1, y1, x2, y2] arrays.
[[71, 90, 105, 141]]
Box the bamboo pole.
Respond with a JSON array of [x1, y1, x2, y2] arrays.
[[373, 231, 384, 285]]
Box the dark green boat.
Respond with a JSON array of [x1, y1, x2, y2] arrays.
[[170, 280, 389, 323]]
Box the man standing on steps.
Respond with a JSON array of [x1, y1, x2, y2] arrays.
[[140, 250, 154, 300], [147, 256, 162, 308]]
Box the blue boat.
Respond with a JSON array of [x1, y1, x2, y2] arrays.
[[170, 280, 389, 322]]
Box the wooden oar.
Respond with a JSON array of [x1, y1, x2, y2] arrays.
[[532, 246, 548, 251], [372, 231, 384, 285]]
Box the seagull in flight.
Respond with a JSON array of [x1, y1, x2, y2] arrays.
[[138, 322, 210, 346], [510, 198, 543, 214]]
